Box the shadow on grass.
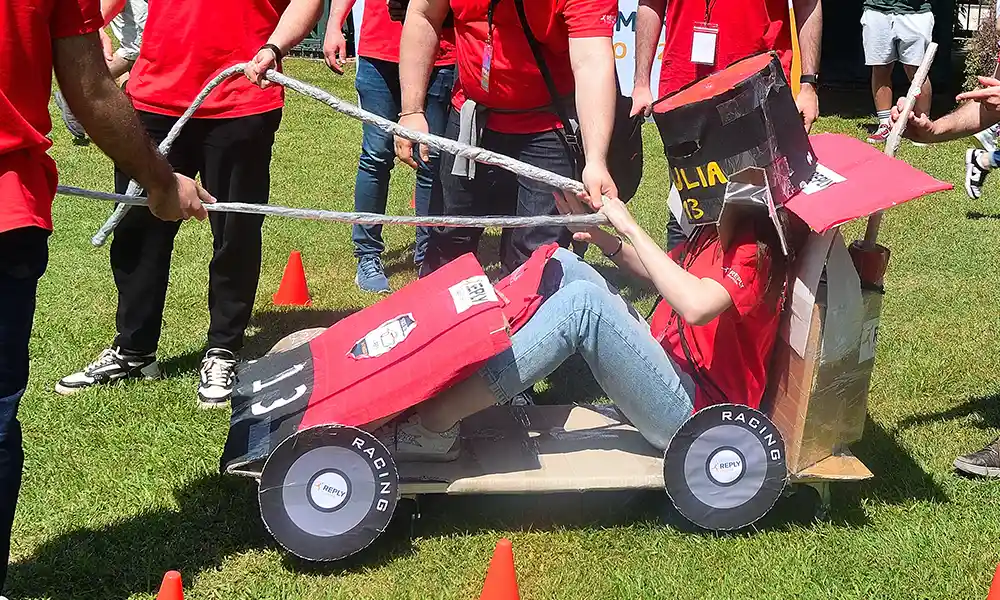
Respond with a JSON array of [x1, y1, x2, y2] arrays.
[[7, 474, 416, 600], [967, 211, 1000, 221], [897, 392, 1000, 432]]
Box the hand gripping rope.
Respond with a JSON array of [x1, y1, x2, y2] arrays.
[[56, 64, 609, 247]]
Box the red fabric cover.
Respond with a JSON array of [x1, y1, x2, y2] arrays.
[[0, 0, 102, 233], [653, 232, 778, 412], [299, 253, 511, 428], [785, 133, 953, 232], [494, 243, 560, 333]]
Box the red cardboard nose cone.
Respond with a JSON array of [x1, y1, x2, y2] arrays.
[[273, 250, 312, 306], [156, 570, 184, 600], [479, 538, 520, 600]]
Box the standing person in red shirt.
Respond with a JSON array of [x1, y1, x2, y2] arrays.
[[323, 0, 456, 293], [373, 191, 809, 462], [1, 0, 209, 592], [394, 0, 620, 276], [630, 0, 822, 250], [56, 0, 324, 408]]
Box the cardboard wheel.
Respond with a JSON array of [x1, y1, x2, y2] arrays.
[[266, 328, 327, 356], [663, 404, 787, 531], [259, 425, 399, 561]]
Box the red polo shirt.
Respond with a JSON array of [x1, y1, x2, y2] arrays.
[[651, 231, 780, 412], [0, 0, 103, 234], [658, 0, 792, 98], [450, 0, 617, 134], [358, 0, 456, 65], [127, 0, 289, 119]]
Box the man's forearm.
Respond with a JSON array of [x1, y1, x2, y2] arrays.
[[327, 0, 357, 33], [267, 0, 325, 54], [53, 33, 175, 194], [570, 37, 616, 166], [400, 0, 449, 113], [930, 102, 1000, 142], [634, 0, 666, 89], [101, 0, 127, 26], [793, 0, 822, 75]]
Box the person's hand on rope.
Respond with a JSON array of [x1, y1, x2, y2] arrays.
[[581, 162, 618, 209], [147, 174, 214, 222], [323, 26, 349, 74], [395, 112, 430, 169], [956, 76, 1000, 111], [246, 46, 280, 89], [890, 95, 936, 143], [630, 84, 653, 118], [796, 84, 819, 133], [99, 29, 115, 63]]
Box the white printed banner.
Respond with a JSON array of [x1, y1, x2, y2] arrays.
[[350, 1, 665, 98]]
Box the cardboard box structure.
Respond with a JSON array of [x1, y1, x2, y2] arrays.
[[763, 229, 882, 474]]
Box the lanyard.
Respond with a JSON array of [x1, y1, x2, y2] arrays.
[[487, 0, 501, 43], [704, 0, 719, 22]]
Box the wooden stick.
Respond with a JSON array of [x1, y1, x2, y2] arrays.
[[862, 42, 938, 248]]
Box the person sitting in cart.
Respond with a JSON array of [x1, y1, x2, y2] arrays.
[[374, 191, 809, 460], [892, 81, 1000, 478]]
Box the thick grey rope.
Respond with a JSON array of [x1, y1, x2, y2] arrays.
[[60, 185, 607, 229], [78, 63, 599, 246]]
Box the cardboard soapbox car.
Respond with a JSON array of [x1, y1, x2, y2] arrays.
[[219, 133, 949, 562]]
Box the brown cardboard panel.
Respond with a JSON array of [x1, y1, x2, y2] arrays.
[[398, 405, 665, 495], [791, 451, 873, 482]]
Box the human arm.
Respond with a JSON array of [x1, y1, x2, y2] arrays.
[[394, 0, 450, 168], [246, 0, 325, 87], [101, 0, 126, 26], [53, 33, 212, 221], [891, 78, 1000, 143], [632, 0, 666, 117], [323, 0, 357, 74], [569, 36, 619, 202], [555, 193, 733, 325], [793, 0, 822, 132]]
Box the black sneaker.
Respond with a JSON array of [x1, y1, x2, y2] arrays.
[[953, 437, 1000, 478], [966, 148, 991, 200], [198, 348, 237, 409], [55, 347, 161, 395]]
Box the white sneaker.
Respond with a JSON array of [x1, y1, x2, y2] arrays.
[[56, 347, 161, 395], [374, 414, 460, 462], [197, 348, 237, 409], [975, 123, 1000, 153]]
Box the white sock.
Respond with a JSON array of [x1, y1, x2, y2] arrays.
[[977, 150, 995, 171], [876, 110, 891, 127]]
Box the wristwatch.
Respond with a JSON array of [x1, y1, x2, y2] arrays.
[[800, 74, 820, 87]]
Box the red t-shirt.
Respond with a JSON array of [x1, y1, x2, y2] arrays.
[[450, 0, 617, 134], [127, 0, 289, 118], [358, 0, 456, 66], [658, 0, 792, 98], [651, 232, 780, 412], [0, 0, 103, 233]]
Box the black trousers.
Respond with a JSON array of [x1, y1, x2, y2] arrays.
[[421, 108, 575, 276], [111, 109, 282, 355], [0, 226, 48, 593]]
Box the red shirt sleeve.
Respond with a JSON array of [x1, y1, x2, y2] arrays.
[[561, 0, 618, 38], [710, 238, 770, 319], [52, 0, 103, 39]]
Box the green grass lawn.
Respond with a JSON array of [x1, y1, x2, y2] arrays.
[[9, 58, 1000, 599]]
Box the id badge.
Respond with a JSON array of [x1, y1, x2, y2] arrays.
[[691, 22, 719, 66], [481, 42, 493, 92]]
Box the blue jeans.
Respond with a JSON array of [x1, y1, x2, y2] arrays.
[[422, 109, 575, 276], [0, 226, 48, 593], [353, 57, 454, 265], [480, 249, 695, 449]]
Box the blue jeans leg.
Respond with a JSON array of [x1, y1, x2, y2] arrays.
[[353, 57, 400, 259], [480, 249, 695, 449], [0, 226, 48, 593], [414, 64, 455, 266]]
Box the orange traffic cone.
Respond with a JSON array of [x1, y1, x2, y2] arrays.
[[273, 250, 312, 306], [987, 563, 1000, 600], [479, 538, 520, 600], [156, 571, 184, 600]]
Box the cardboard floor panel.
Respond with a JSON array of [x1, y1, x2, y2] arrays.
[[398, 404, 666, 495]]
